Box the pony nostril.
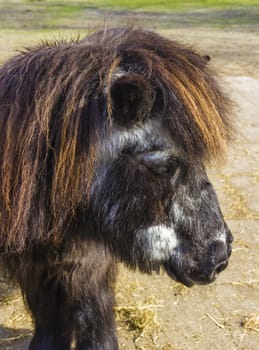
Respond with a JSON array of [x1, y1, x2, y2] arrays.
[[209, 259, 228, 281], [215, 259, 228, 274], [208, 240, 230, 278], [210, 259, 228, 279]]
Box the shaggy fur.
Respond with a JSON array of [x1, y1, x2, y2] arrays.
[[0, 26, 233, 350]]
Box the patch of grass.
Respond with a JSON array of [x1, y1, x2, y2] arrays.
[[0, 1, 86, 30], [0, 0, 258, 32], [25, 1, 259, 12]]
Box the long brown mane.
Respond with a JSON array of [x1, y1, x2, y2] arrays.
[[0, 26, 233, 252]]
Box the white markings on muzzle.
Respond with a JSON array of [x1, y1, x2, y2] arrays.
[[214, 230, 227, 244], [137, 225, 179, 261]]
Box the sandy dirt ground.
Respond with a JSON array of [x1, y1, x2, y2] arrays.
[[0, 12, 258, 350]]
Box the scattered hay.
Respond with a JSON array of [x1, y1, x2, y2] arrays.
[[0, 294, 23, 306], [115, 274, 171, 349], [169, 282, 189, 297], [220, 174, 258, 220], [5, 310, 33, 329], [242, 313, 259, 333], [0, 331, 32, 345], [160, 344, 175, 350], [205, 313, 225, 329], [252, 170, 259, 183], [234, 239, 249, 250], [116, 305, 156, 336], [115, 297, 162, 343], [0, 290, 33, 345]]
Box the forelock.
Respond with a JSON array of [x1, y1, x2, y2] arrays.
[[92, 26, 234, 163]]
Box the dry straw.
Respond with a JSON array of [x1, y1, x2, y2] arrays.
[[242, 313, 259, 333]]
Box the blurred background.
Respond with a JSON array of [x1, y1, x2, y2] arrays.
[[0, 1, 258, 349]]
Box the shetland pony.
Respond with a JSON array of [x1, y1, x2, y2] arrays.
[[0, 27, 233, 349]]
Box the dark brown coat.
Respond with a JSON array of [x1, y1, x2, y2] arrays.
[[0, 27, 233, 350]]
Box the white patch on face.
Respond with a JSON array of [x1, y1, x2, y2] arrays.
[[98, 118, 176, 162], [137, 224, 179, 261], [173, 202, 184, 222], [185, 194, 202, 211], [214, 230, 227, 244], [172, 202, 192, 228]]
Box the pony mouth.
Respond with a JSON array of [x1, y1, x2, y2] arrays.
[[163, 263, 194, 287], [163, 262, 224, 287]]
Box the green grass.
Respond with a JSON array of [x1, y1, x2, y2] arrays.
[[83, 0, 259, 11], [0, 0, 258, 35], [24, 0, 259, 11]]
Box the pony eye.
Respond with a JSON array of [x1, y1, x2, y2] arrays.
[[138, 151, 179, 177], [149, 159, 179, 177]]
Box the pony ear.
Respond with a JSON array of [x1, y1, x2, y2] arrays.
[[110, 73, 155, 127]]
